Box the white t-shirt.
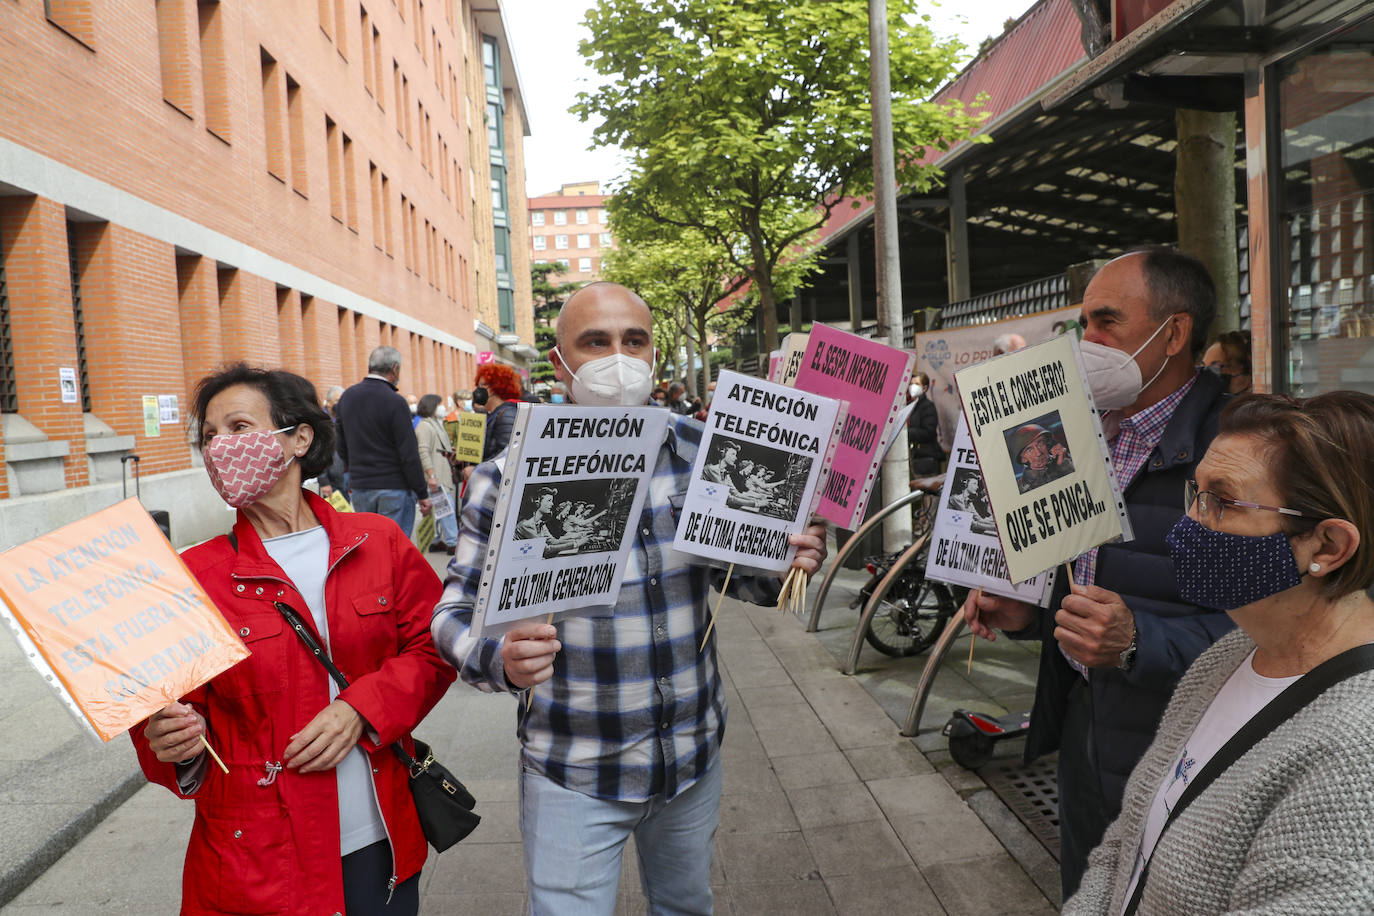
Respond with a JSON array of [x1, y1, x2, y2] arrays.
[[1121, 649, 1300, 912], [263, 526, 387, 856]]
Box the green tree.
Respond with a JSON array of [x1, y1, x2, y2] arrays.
[[574, 0, 984, 353], [600, 218, 749, 397], [530, 262, 578, 385]]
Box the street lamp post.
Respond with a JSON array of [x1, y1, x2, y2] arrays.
[[869, 0, 913, 550]]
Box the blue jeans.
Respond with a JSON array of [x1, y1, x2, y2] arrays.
[[351, 488, 416, 538], [519, 756, 722, 916]]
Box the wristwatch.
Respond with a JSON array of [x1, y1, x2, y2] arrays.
[[1117, 623, 1138, 672]]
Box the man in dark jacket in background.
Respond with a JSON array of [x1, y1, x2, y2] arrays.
[[964, 247, 1233, 899], [334, 345, 431, 536]]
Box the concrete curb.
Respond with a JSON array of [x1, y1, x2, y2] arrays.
[[0, 767, 146, 908]]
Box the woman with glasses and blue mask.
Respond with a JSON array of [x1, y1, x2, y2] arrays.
[[1066, 391, 1374, 916]]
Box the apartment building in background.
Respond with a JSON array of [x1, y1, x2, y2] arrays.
[[0, 0, 532, 546], [527, 181, 614, 285]]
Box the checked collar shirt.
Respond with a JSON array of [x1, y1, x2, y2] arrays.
[[1064, 372, 1198, 676], [431, 413, 779, 802]]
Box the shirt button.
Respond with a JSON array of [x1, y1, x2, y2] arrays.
[[642, 527, 650, 536], [379, 596, 388, 606], [254, 587, 264, 595], [656, 626, 665, 636], [239, 627, 250, 637], [660, 721, 669, 729], [233, 830, 242, 838], [649, 578, 658, 586], [659, 676, 669, 685], [235, 584, 245, 593], [277, 589, 284, 597]]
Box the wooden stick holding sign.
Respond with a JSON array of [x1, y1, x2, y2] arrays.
[[699, 564, 735, 652], [967, 588, 982, 675], [200, 734, 229, 774], [525, 612, 555, 712]]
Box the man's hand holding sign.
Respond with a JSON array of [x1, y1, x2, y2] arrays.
[[954, 335, 1132, 667]]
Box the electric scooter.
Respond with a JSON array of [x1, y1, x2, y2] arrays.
[[942, 709, 1031, 770]]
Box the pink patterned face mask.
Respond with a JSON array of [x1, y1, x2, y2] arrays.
[[203, 426, 297, 508]]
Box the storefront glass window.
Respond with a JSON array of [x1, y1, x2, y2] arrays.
[[1280, 25, 1374, 395]]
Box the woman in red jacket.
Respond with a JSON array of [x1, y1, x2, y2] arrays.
[[133, 365, 456, 915]]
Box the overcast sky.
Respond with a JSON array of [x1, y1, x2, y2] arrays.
[[501, 0, 1042, 197]]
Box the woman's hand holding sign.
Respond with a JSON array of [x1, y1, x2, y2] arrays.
[[144, 701, 207, 764], [502, 621, 562, 689], [1055, 583, 1136, 668]]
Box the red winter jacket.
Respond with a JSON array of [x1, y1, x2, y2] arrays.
[[131, 491, 456, 915]]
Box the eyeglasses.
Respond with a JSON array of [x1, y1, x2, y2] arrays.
[[1184, 479, 1320, 526]]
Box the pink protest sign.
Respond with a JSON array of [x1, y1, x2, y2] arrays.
[[792, 325, 915, 529]]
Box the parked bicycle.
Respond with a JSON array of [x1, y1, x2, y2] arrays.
[[852, 546, 963, 657]]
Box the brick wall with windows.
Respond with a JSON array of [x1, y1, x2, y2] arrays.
[[0, 1, 523, 508], [527, 186, 614, 286]]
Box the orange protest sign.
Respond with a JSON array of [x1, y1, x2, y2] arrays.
[[0, 499, 248, 742]]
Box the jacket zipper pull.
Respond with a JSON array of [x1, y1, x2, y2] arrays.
[[386, 875, 397, 904], [256, 761, 282, 786]]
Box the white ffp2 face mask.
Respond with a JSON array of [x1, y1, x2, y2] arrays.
[[554, 349, 655, 407], [1080, 316, 1175, 410]]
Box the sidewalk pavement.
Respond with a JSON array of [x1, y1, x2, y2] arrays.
[[2, 551, 1059, 915]]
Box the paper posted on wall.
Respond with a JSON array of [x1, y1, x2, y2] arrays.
[[470, 404, 670, 636], [791, 324, 916, 530], [955, 334, 1132, 583], [924, 415, 1056, 604], [674, 370, 842, 573]]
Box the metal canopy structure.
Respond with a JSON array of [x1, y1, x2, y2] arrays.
[[797, 93, 1240, 329]]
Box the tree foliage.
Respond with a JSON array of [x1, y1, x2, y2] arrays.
[[530, 262, 578, 385], [574, 0, 984, 352], [599, 208, 756, 397]]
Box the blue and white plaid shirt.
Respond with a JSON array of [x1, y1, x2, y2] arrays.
[[431, 413, 780, 802]]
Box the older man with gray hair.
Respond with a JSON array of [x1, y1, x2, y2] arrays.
[[334, 346, 431, 536]]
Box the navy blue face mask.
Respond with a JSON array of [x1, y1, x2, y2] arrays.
[[1165, 514, 1304, 611]]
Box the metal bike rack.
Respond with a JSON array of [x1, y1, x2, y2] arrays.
[[901, 611, 967, 737], [805, 488, 927, 633], [842, 529, 933, 675]]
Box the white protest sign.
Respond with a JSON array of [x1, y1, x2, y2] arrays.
[[772, 332, 810, 387], [471, 405, 669, 636], [924, 415, 1056, 603], [956, 335, 1131, 583], [674, 370, 841, 572]]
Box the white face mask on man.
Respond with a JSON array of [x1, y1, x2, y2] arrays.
[[552, 348, 655, 407], [1080, 316, 1175, 410]]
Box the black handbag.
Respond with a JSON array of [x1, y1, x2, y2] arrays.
[[273, 601, 480, 852]]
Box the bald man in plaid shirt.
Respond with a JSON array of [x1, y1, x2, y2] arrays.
[[432, 283, 827, 915]]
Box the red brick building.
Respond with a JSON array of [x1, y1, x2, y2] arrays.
[[0, 0, 532, 544], [528, 181, 614, 285]]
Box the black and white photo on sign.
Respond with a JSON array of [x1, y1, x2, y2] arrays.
[[699, 434, 812, 522], [947, 468, 997, 536], [513, 477, 637, 559], [1003, 410, 1074, 495]]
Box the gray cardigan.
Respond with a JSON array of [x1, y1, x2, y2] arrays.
[[1065, 629, 1374, 915]]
